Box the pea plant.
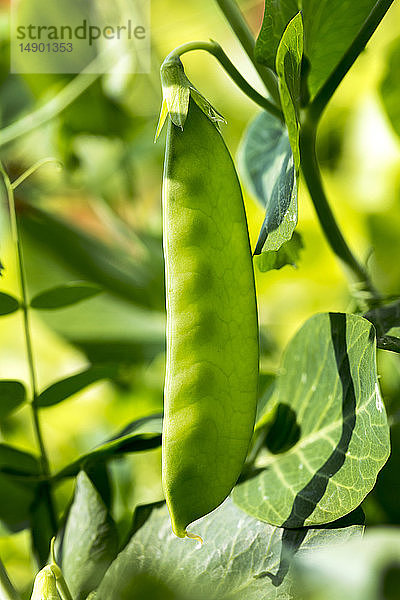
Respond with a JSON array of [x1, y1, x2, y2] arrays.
[[0, 0, 399, 599]]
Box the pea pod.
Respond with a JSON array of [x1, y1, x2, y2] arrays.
[[158, 58, 259, 540]]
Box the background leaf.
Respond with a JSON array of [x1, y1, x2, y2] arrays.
[[36, 364, 119, 408], [233, 313, 390, 527], [57, 471, 118, 600], [30, 282, 101, 310], [55, 415, 162, 480], [0, 380, 26, 420], [0, 291, 19, 316], [255, 0, 376, 99], [238, 110, 298, 253], [293, 528, 400, 600], [95, 498, 363, 600]]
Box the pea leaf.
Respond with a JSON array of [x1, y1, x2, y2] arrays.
[[293, 529, 400, 600], [30, 282, 101, 310], [95, 498, 363, 600], [57, 471, 118, 600], [0, 292, 19, 316], [255, 0, 376, 99], [381, 37, 400, 137], [276, 12, 303, 174], [233, 313, 390, 527], [238, 110, 298, 253], [0, 444, 40, 532], [55, 415, 162, 480], [36, 364, 119, 408], [0, 380, 26, 419], [255, 232, 303, 272]]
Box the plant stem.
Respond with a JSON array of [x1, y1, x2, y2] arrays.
[[309, 0, 395, 121], [0, 559, 21, 600], [214, 0, 281, 106], [0, 163, 57, 528], [165, 41, 283, 119], [300, 119, 380, 302]]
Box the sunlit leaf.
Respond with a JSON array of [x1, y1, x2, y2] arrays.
[[255, 232, 303, 272], [96, 498, 363, 600], [57, 471, 118, 600], [238, 110, 297, 253], [255, 0, 376, 98], [233, 313, 390, 527]]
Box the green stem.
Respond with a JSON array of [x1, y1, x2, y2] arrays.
[[165, 41, 283, 120], [309, 0, 395, 121], [300, 119, 380, 302], [214, 0, 281, 106], [0, 559, 21, 600], [0, 163, 57, 529]]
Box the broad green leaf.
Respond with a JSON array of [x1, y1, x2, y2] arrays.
[[233, 313, 390, 527], [255, 1, 376, 99], [96, 498, 363, 600], [365, 299, 400, 352], [58, 471, 118, 600], [293, 529, 400, 600], [238, 110, 297, 253], [55, 415, 162, 480], [0, 444, 40, 531], [256, 232, 303, 272], [36, 364, 119, 408], [0, 380, 26, 419], [30, 282, 101, 310], [276, 12, 303, 174], [0, 292, 19, 316]]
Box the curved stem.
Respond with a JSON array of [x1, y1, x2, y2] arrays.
[[165, 41, 283, 120], [309, 0, 395, 122], [11, 157, 62, 190], [0, 162, 57, 528], [214, 0, 281, 106], [300, 119, 380, 303]]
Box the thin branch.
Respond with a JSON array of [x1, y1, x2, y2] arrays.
[[165, 40, 283, 119], [214, 0, 281, 106], [300, 120, 380, 303]]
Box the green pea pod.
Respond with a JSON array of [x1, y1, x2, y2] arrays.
[[158, 57, 259, 540]]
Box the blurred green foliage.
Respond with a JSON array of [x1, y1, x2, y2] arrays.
[[0, 0, 399, 597]]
